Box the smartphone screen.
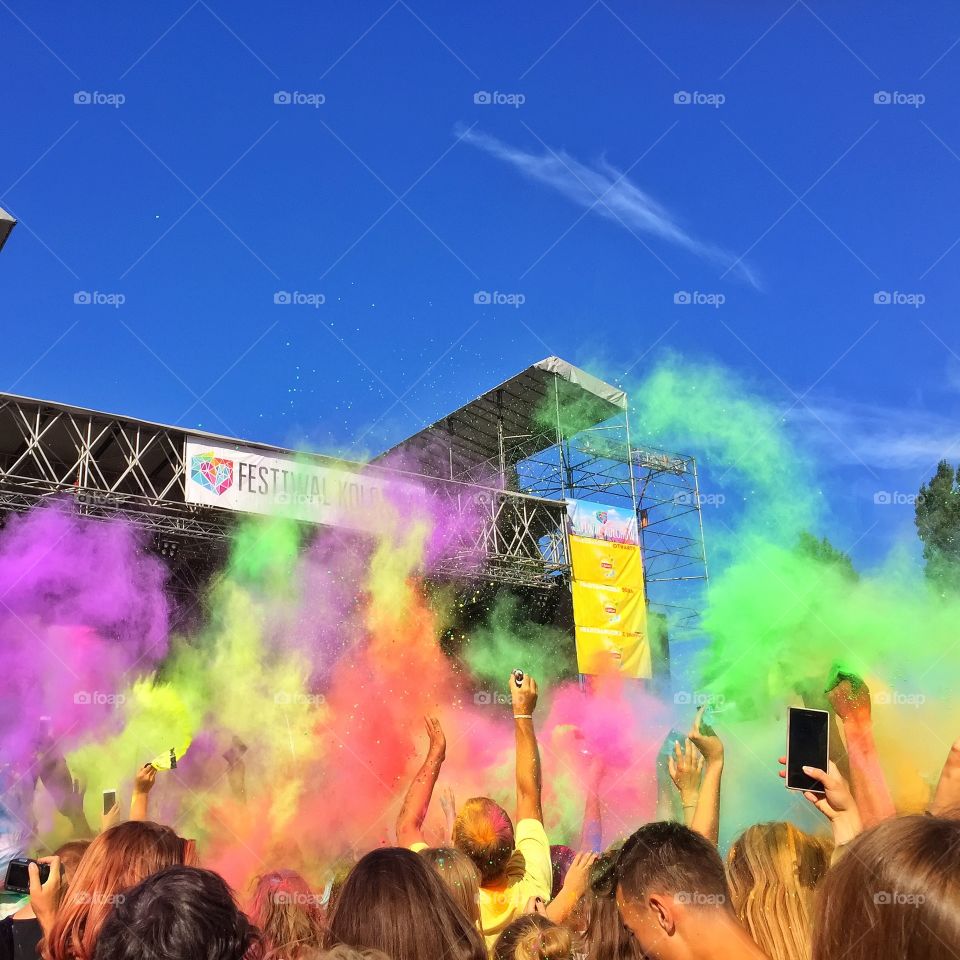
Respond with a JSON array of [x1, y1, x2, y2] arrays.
[[103, 789, 117, 815], [787, 707, 829, 792]]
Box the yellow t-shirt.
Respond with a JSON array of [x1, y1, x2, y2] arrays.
[[477, 819, 552, 950], [409, 820, 552, 951]]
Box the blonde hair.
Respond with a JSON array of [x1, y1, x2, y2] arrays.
[[726, 822, 831, 960], [418, 848, 482, 930], [493, 915, 575, 960], [248, 870, 326, 960]]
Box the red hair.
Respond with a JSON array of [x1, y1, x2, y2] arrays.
[[43, 821, 186, 960]]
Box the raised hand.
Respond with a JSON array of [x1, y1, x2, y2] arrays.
[[779, 756, 862, 846], [668, 738, 704, 808], [688, 704, 724, 764], [511, 671, 539, 718], [424, 716, 446, 762]]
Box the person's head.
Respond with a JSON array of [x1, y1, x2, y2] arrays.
[[580, 851, 643, 960], [92, 866, 256, 960], [249, 870, 326, 960], [727, 822, 831, 960], [493, 915, 575, 960], [550, 846, 576, 900], [43, 820, 188, 960], [328, 847, 486, 960], [53, 840, 92, 883], [812, 814, 960, 960], [614, 822, 732, 960], [453, 797, 515, 885], [418, 847, 482, 929], [304, 949, 390, 960]]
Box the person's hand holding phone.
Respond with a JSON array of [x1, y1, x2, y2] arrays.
[[28, 855, 61, 936], [778, 757, 863, 846], [101, 797, 121, 832]]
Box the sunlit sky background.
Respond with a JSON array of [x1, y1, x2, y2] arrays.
[[4, 1, 960, 567]]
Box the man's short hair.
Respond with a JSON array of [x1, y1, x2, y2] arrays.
[[453, 797, 515, 885], [615, 822, 730, 909], [92, 866, 257, 960]]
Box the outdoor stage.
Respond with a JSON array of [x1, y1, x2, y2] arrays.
[[0, 357, 708, 673]]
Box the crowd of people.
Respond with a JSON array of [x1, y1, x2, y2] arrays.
[[2, 670, 960, 960]]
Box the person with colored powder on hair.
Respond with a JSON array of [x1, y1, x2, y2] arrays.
[[396, 671, 553, 951]]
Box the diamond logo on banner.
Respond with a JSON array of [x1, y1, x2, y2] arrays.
[[190, 452, 234, 496]]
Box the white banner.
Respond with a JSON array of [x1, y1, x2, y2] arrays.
[[184, 438, 405, 532]]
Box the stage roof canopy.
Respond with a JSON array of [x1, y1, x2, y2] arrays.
[[374, 356, 627, 482]]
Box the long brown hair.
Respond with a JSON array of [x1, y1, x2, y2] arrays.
[[43, 821, 187, 960], [248, 870, 326, 960], [327, 847, 486, 960], [581, 850, 643, 960], [727, 822, 831, 960], [813, 814, 960, 960], [418, 847, 482, 930]]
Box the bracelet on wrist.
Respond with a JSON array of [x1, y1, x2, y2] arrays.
[[513, 714, 533, 720]]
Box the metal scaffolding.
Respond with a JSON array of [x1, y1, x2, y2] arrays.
[[0, 356, 709, 640]]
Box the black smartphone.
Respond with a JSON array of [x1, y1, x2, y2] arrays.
[[102, 789, 117, 815], [786, 707, 829, 793], [4, 858, 49, 894]]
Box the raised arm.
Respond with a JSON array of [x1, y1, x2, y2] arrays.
[[928, 736, 960, 817], [130, 763, 157, 821], [512, 672, 542, 823], [827, 674, 895, 826], [688, 706, 723, 845], [579, 755, 604, 852], [396, 716, 446, 847], [667, 737, 703, 828]]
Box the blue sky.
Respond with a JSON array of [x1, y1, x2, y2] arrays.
[[4, 0, 960, 566]]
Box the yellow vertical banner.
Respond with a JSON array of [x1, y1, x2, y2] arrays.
[[568, 516, 650, 679]]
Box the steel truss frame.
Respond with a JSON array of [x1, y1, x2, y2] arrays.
[[446, 387, 710, 640], [0, 394, 568, 590]]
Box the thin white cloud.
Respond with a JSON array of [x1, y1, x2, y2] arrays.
[[789, 398, 960, 472], [458, 125, 760, 288]]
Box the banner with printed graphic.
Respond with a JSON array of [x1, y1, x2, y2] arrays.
[[184, 438, 407, 533], [568, 535, 643, 588], [574, 626, 651, 678], [566, 499, 639, 545], [567, 503, 649, 679], [571, 581, 646, 634]]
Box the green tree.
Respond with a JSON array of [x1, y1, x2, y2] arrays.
[[796, 531, 859, 581], [915, 460, 960, 594]]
